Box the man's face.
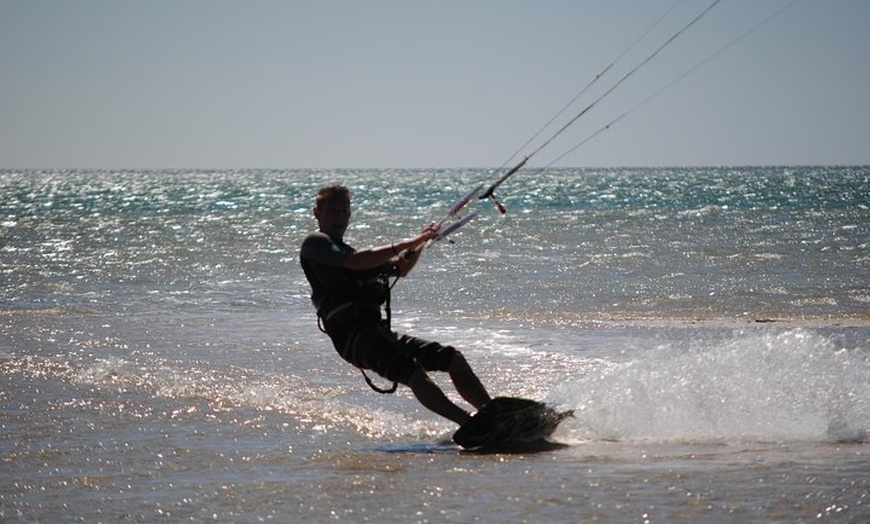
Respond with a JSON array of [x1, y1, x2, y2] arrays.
[[314, 197, 351, 238]]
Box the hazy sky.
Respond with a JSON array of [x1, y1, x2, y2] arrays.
[[2, 0, 868, 169]]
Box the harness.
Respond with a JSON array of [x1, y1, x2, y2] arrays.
[[317, 272, 399, 394]]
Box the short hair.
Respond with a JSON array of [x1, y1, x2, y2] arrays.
[[315, 185, 351, 211]]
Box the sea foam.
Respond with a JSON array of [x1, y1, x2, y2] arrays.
[[550, 328, 869, 443]]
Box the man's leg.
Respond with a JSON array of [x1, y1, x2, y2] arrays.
[[448, 352, 492, 409], [407, 368, 471, 425]]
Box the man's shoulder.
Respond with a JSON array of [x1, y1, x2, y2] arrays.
[[301, 230, 331, 246], [300, 231, 352, 265], [300, 231, 333, 257]]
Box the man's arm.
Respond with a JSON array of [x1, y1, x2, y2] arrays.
[[343, 223, 440, 273], [392, 245, 423, 277]]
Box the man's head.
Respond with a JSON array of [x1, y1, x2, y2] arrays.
[[314, 185, 352, 239]]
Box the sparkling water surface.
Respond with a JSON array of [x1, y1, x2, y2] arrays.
[[2, 167, 868, 522]]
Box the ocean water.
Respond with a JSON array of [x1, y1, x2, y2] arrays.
[[1, 166, 868, 522]]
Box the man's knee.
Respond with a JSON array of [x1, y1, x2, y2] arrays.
[[417, 343, 457, 372], [382, 354, 422, 385], [448, 350, 467, 368]]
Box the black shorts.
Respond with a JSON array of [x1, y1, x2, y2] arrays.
[[323, 310, 456, 385]]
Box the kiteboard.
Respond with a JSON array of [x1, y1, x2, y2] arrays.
[[452, 396, 573, 452]]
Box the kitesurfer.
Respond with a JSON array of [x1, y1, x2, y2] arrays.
[[300, 185, 492, 425]]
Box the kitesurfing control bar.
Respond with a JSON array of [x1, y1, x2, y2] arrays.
[[479, 156, 528, 214]]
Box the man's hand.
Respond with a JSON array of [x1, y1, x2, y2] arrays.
[[394, 222, 440, 276], [417, 222, 441, 243]]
